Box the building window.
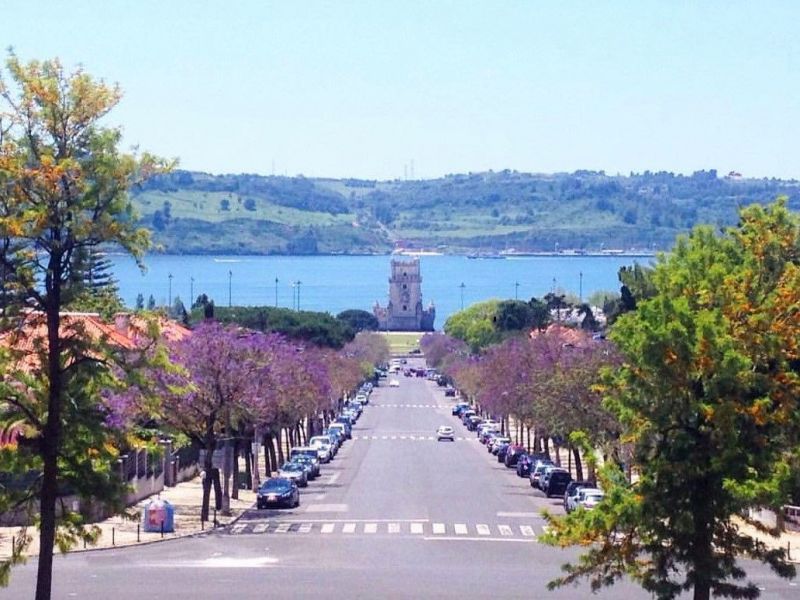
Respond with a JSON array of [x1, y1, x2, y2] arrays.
[[402, 283, 407, 289], [403, 305, 407, 311]]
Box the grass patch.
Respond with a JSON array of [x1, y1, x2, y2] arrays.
[[380, 331, 424, 355]]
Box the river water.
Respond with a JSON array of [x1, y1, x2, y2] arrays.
[[110, 254, 655, 329]]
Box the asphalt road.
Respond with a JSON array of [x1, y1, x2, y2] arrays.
[[6, 359, 799, 598]]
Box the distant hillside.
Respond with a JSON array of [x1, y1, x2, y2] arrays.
[[131, 169, 800, 254]]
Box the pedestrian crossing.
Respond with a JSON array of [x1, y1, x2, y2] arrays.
[[228, 520, 540, 539], [350, 434, 477, 442]]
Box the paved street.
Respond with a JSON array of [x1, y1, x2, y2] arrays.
[[6, 359, 799, 598]]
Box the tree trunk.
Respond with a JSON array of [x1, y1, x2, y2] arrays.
[[543, 436, 550, 459], [243, 439, 252, 490], [276, 430, 285, 465], [36, 288, 64, 600], [526, 427, 531, 452], [554, 441, 561, 467], [573, 447, 584, 482], [267, 433, 277, 475], [200, 431, 216, 522], [232, 437, 240, 501]]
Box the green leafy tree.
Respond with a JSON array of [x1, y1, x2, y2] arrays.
[[135, 293, 145, 311], [0, 55, 167, 598], [147, 294, 156, 310], [542, 201, 800, 600], [444, 299, 502, 352], [336, 309, 379, 333]]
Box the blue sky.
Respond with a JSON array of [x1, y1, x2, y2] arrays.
[[4, 1, 799, 180]]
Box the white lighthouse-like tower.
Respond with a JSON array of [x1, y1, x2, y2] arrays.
[[373, 258, 435, 331]]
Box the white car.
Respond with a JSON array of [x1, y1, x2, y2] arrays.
[[577, 488, 605, 510], [437, 425, 455, 441], [389, 379, 400, 387]]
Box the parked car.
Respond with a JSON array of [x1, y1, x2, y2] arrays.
[[467, 415, 483, 431], [537, 465, 564, 491], [577, 488, 605, 510], [489, 436, 511, 454], [516, 454, 535, 477], [257, 478, 300, 509], [504, 446, 526, 468], [564, 481, 593, 512], [495, 440, 512, 461], [444, 386, 456, 397], [308, 436, 333, 462], [277, 461, 309, 487], [529, 460, 554, 487], [437, 425, 455, 442], [460, 410, 476, 425], [452, 401, 470, 416], [289, 448, 321, 477], [542, 470, 572, 497], [328, 422, 349, 440]]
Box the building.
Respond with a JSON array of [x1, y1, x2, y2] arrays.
[[373, 258, 435, 331]]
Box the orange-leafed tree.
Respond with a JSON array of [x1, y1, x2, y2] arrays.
[[0, 54, 167, 599]]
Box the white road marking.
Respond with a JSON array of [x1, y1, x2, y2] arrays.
[[410, 523, 424, 534], [274, 523, 291, 533], [409, 435, 416, 440], [400, 435, 407, 440], [364, 523, 378, 534], [496, 511, 540, 518], [326, 472, 340, 485], [382, 435, 388, 439], [476, 524, 491, 536], [520, 525, 536, 537], [388, 523, 400, 534], [391, 436, 397, 440], [371, 436, 378, 440], [498, 525, 513, 536], [298, 523, 313, 534], [342, 523, 356, 534], [230, 524, 247, 534], [428, 436, 434, 440], [320, 523, 335, 534], [454, 523, 468, 535], [252, 523, 269, 534], [432, 523, 446, 534]]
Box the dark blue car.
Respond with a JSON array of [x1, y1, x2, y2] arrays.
[[257, 477, 300, 509]]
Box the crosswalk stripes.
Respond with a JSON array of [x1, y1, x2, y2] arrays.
[[519, 525, 535, 537], [228, 522, 541, 539]]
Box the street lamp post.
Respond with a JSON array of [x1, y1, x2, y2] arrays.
[[190, 277, 194, 307], [228, 270, 232, 307], [459, 282, 465, 310], [295, 280, 302, 311], [274, 277, 279, 308], [579, 271, 583, 303], [168, 273, 173, 307], [514, 281, 519, 300]]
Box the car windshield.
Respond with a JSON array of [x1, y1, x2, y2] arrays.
[[261, 479, 291, 492], [281, 462, 303, 471]]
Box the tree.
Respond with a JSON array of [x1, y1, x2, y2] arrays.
[[147, 294, 156, 310], [135, 293, 145, 311], [336, 309, 379, 333], [0, 55, 166, 598], [543, 201, 800, 600]]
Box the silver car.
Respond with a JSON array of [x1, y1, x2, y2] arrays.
[[277, 462, 308, 487]]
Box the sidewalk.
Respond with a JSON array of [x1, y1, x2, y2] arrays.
[[0, 476, 256, 558]]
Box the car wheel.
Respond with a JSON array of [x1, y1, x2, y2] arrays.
[[294, 496, 300, 508]]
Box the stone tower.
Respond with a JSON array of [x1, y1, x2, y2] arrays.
[[374, 258, 435, 331]]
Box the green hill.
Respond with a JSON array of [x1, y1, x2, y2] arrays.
[[132, 169, 800, 254]]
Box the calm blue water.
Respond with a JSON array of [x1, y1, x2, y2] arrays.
[[110, 254, 654, 328]]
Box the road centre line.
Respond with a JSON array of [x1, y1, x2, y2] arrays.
[[496, 511, 542, 518], [432, 523, 446, 534], [454, 523, 468, 535], [364, 523, 378, 534], [320, 523, 335, 534], [342, 523, 356, 534], [476, 524, 490, 536], [498, 525, 513, 536], [410, 523, 424, 534]]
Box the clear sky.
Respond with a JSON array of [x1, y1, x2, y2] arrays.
[[3, 1, 799, 180]]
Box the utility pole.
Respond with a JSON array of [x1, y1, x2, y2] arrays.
[[275, 277, 279, 308], [459, 282, 465, 310], [579, 271, 583, 303], [168, 273, 173, 307], [190, 277, 194, 307], [295, 280, 302, 311], [228, 270, 232, 307], [514, 281, 519, 300]]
